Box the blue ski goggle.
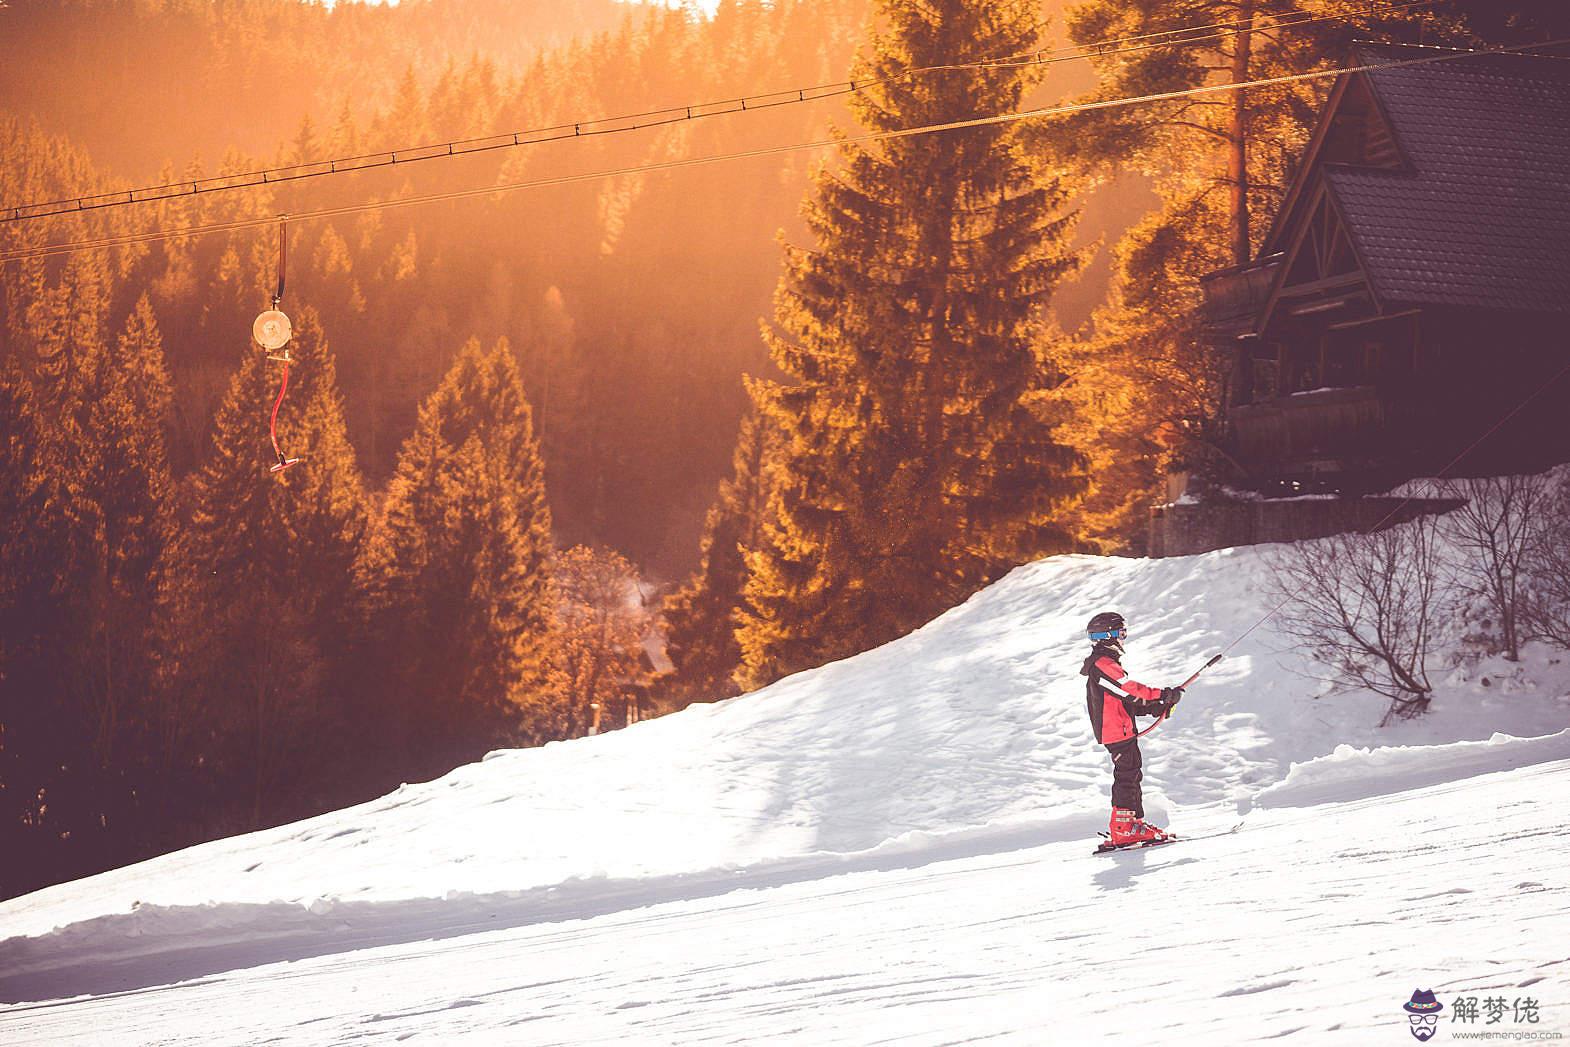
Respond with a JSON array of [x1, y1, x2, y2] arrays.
[[1089, 628, 1127, 641]]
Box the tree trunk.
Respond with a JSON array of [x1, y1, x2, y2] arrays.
[[1228, 0, 1255, 266]]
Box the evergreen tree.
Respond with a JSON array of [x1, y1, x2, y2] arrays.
[[174, 307, 367, 830], [735, 0, 1086, 687], [0, 251, 187, 888], [64, 297, 178, 837], [660, 402, 778, 707], [0, 362, 83, 898], [1440, 2, 1570, 40], [358, 338, 555, 781], [0, 286, 179, 893]]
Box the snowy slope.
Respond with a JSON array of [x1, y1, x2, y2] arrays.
[[2, 740, 1568, 1045], [2, 514, 1569, 1041]]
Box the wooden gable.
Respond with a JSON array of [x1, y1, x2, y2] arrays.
[[1261, 72, 1405, 261], [1250, 71, 1401, 335], [1258, 183, 1377, 332], [1320, 74, 1402, 170], [1284, 188, 1360, 288]]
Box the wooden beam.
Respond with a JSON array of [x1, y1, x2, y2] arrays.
[[1278, 272, 1368, 299], [1290, 296, 1361, 316], [1327, 308, 1421, 332]]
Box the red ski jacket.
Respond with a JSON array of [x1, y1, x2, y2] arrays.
[[1081, 644, 1166, 746]]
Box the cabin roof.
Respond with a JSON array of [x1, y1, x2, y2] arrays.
[[1319, 45, 1570, 314]]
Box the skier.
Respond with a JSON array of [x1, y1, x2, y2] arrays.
[[1081, 611, 1184, 848]]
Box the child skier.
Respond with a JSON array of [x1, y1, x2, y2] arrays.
[[1081, 611, 1184, 847]]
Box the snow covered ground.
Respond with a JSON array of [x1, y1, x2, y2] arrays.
[[4, 743, 1568, 1045], [2, 518, 1568, 1044]]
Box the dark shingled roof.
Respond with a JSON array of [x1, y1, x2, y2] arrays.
[[1325, 45, 1570, 314]]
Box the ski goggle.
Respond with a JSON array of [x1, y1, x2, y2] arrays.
[[1088, 628, 1127, 641]]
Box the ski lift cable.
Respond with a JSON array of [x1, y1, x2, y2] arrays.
[[1, 33, 1560, 265], [0, 0, 1442, 225]]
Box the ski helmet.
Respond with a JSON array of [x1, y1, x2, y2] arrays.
[[1086, 611, 1126, 642]]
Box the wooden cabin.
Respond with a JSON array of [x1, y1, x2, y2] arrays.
[[1200, 44, 1570, 498]]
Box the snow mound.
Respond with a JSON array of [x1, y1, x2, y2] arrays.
[[1255, 728, 1570, 809]]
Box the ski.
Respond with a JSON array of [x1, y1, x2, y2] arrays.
[[1094, 835, 1180, 855], [1092, 820, 1243, 855]]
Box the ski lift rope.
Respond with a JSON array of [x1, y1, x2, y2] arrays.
[[0, 0, 1446, 225]]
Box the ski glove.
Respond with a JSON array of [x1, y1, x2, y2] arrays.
[[1159, 686, 1184, 716]]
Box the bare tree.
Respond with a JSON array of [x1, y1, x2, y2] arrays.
[[1266, 512, 1450, 725], [1523, 481, 1570, 651], [551, 546, 654, 736], [1439, 474, 1551, 661]]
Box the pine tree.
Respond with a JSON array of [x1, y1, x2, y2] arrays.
[[1441, 2, 1570, 41], [0, 282, 181, 892], [0, 362, 83, 898], [174, 307, 367, 830], [65, 297, 178, 833], [660, 402, 778, 707], [358, 338, 555, 781], [735, 0, 1086, 688]]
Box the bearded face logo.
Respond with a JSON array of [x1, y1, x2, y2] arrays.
[[1403, 989, 1444, 1041]]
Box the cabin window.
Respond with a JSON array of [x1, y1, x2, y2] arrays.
[[1252, 353, 1281, 400]]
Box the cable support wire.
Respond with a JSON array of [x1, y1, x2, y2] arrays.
[[0, 0, 1443, 225], [2, 33, 1560, 265]]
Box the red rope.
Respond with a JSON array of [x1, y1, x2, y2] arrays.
[[269, 360, 291, 469], [1133, 712, 1169, 740]]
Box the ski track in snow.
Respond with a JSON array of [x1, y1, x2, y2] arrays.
[[2, 494, 1570, 1044]]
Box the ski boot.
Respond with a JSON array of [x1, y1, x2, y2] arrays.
[[1109, 807, 1170, 847], [1133, 815, 1172, 844]]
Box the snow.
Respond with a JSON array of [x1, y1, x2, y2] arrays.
[[1256, 727, 1570, 809], [2, 756, 1566, 1044], [2, 495, 1569, 1043]]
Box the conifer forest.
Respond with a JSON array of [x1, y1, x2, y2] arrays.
[[2, 0, 1565, 902]]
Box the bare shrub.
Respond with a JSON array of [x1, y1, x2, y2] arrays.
[[1439, 474, 1551, 661], [1266, 512, 1449, 725], [1523, 481, 1570, 651]]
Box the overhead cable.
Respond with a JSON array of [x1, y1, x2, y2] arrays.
[[3, 35, 1557, 264], [0, 0, 1442, 224]]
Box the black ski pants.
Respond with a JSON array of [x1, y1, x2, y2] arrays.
[[1106, 738, 1143, 817]]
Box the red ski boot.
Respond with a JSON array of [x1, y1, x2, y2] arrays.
[[1132, 815, 1171, 844], [1105, 807, 1171, 849]]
